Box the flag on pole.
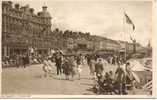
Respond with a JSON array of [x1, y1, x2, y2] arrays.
[[124, 12, 135, 31]]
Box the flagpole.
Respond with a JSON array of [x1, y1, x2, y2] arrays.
[[120, 12, 127, 95], [123, 12, 127, 62]]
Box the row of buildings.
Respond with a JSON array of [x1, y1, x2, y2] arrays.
[[2, 1, 53, 58], [2, 1, 148, 59], [66, 35, 145, 56]]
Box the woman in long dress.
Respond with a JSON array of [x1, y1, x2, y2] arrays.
[[42, 58, 52, 77], [77, 60, 82, 80], [67, 56, 76, 80], [89, 59, 96, 79], [88, 55, 96, 79], [62, 59, 71, 80]]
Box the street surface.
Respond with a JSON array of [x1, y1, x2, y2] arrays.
[[2, 62, 148, 96], [2, 63, 117, 95]]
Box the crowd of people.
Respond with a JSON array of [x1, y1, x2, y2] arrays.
[[2, 49, 138, 95], [41, 50, 138, 95], [42, 51, 86, 80], [2, 54, 30, 68], [92, 62, 137, 95]]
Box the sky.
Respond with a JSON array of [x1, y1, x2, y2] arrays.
[[12, 0, 153, 46]]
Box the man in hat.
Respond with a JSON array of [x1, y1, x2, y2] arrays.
[[55, 52, 62, 75], [114, 62, 131, 95]]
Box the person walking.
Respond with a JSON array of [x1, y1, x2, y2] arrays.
[[42, 57, 52, 77], [55, 52, 62, 75], [69, 56, 76, 80], [114, 63, 127, 95], [21, 54, 27, 68], [86, 54, 91, 66], [95, 58, 104, 77], [26, 54, 30, 67], [62, 58, 71, 80], [18, 54, 22, 68], [76, 54, 81, 66], [16, 54, 20, 68], [88, 55, 96, 79], [125, 62, 137, 95]]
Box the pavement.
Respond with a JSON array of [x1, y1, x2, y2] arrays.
[[2, 63, 96, 96], [2, 62, 148, 96]]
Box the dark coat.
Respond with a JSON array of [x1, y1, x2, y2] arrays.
[[115, 67, 125, 83], [55, 55, 62, 67], [62, 62, 71, 75], [95, 62, 104, 74], [22, 56, 29, 65]]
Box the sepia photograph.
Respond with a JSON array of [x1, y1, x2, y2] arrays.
[[1, 0, 155, 98]]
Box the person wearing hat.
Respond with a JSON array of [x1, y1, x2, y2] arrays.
[[95, 58, 104, 77], [55, 52, 62, 75], [114, 63, 128, 95]]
